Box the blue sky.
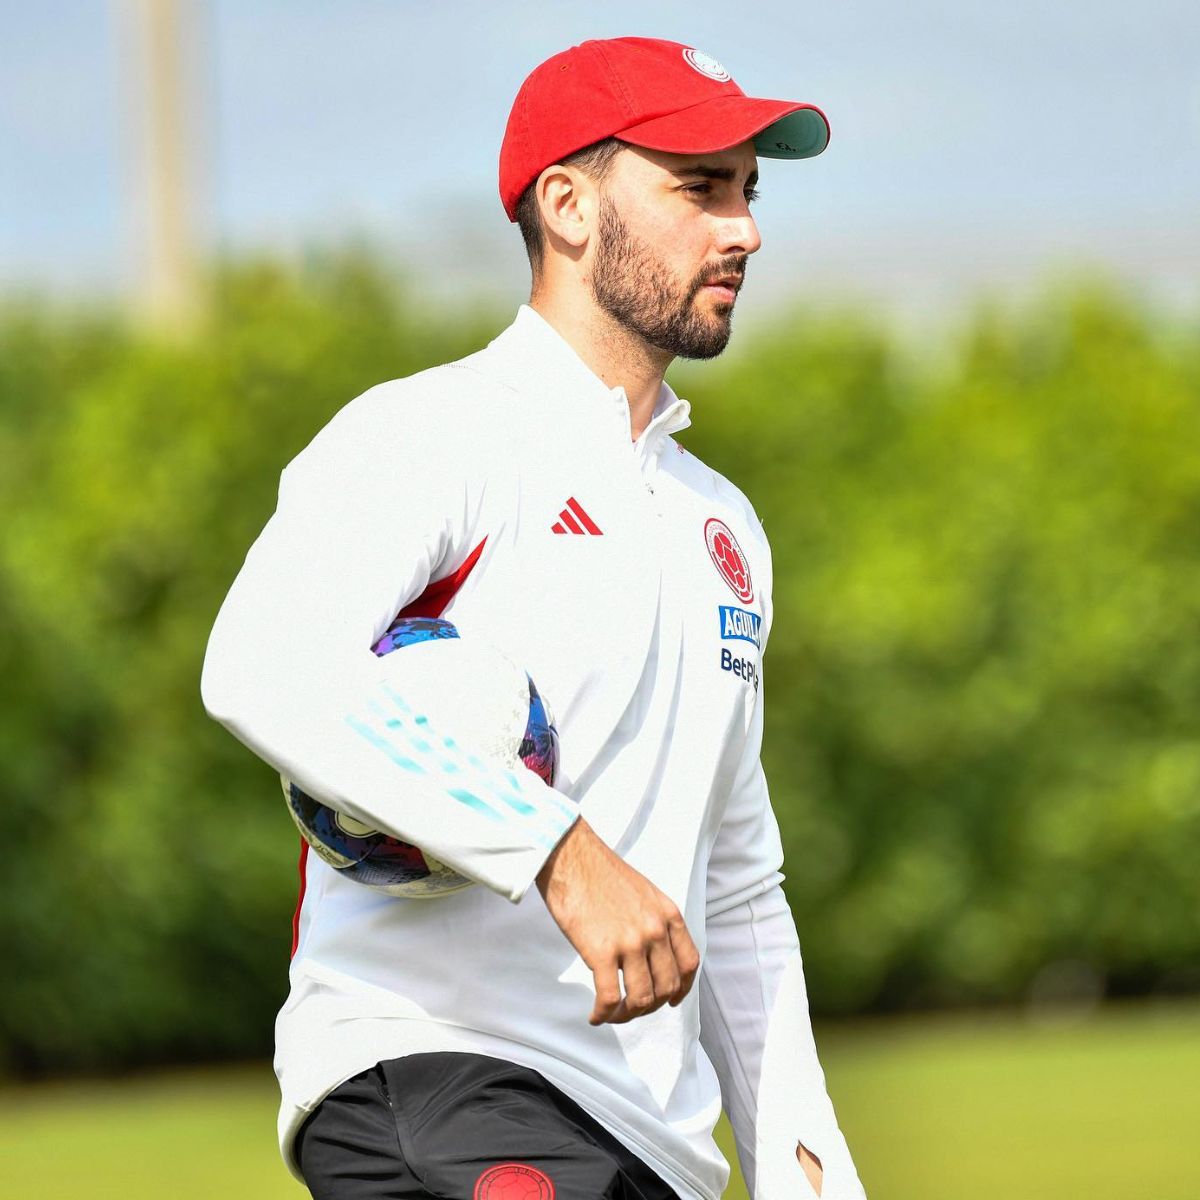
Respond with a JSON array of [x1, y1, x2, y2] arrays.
[[2, 1, 1197, 325]]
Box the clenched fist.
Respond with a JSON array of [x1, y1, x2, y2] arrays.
[[536, 818, 700, 1025]]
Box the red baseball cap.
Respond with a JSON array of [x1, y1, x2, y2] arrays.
[[499, 37, 830, 221]]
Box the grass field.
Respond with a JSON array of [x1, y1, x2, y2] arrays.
[[2, 1003, 1197, 1199]]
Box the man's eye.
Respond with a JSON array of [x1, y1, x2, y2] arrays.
[[681, 182, 760, 203]]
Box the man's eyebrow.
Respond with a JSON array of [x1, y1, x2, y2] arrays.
[[673, 164, 760, 188]]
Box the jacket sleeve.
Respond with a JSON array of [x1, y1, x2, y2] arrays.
[[200, 382, 578, 902], [700, 678, 867, 1199]]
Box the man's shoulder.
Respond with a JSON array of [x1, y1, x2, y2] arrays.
[[281, 357, 519, 488], [293, 358, 517, 458], [341, 356, 518, 427], [664, 437, 770, 556]]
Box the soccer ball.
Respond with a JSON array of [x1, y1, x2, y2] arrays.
[[281, 616, 558, 898]]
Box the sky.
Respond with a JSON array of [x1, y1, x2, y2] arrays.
[[2, 0, 1198, 328]]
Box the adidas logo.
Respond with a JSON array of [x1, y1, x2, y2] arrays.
[[551, 497, 603, 536]]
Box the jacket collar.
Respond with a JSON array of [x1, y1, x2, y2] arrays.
[[478, 305, 691, 452]]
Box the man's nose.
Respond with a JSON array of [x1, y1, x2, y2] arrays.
[[716, 211, 762, 258]]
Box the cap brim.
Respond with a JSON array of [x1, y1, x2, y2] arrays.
[[615, 96, 830, 160]]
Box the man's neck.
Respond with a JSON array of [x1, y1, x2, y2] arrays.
[[530, 293, 671, 442]]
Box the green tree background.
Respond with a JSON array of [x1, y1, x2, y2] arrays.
[[2, 254, 1197, 1074]]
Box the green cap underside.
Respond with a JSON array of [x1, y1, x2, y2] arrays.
[[754, 109, 828, 159]]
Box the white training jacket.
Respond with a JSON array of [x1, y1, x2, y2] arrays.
[[201, 305, 866, 1200]]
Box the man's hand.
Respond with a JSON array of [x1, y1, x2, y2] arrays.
[[797, 1142, 823, 1195], [536, 818, 700, 1025]]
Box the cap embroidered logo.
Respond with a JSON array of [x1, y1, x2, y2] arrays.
[[682, 47, 732, 82], [705, 517, 754, 604]]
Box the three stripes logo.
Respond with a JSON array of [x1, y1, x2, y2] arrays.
[[551, 497, 603, 536]]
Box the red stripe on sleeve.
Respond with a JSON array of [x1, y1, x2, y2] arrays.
[[290, 840, 309, 959], [396, 537, 488, 620]]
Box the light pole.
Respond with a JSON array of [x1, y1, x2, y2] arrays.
[[123, 0, 206, 336]]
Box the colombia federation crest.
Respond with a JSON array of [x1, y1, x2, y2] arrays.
[[704, 517, 754, 604]]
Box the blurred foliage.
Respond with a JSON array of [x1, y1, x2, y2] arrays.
[[682, 281, 1200, 1014], [1, 253, 1197, 1072]]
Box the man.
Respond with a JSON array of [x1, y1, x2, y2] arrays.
[[202, 35, 866, 1200]]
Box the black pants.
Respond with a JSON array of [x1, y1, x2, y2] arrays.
[[295, 1052, 680, 1200]]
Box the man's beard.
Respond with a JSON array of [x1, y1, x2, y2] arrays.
[[589, 197, 745, 360]]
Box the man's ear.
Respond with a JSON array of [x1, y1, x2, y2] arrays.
[[535, 164, 596, 252]]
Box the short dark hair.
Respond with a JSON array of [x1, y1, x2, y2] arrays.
[[515, 137, 625, 281]]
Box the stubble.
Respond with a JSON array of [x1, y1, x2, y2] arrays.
[[589, 197, 745, 361]]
